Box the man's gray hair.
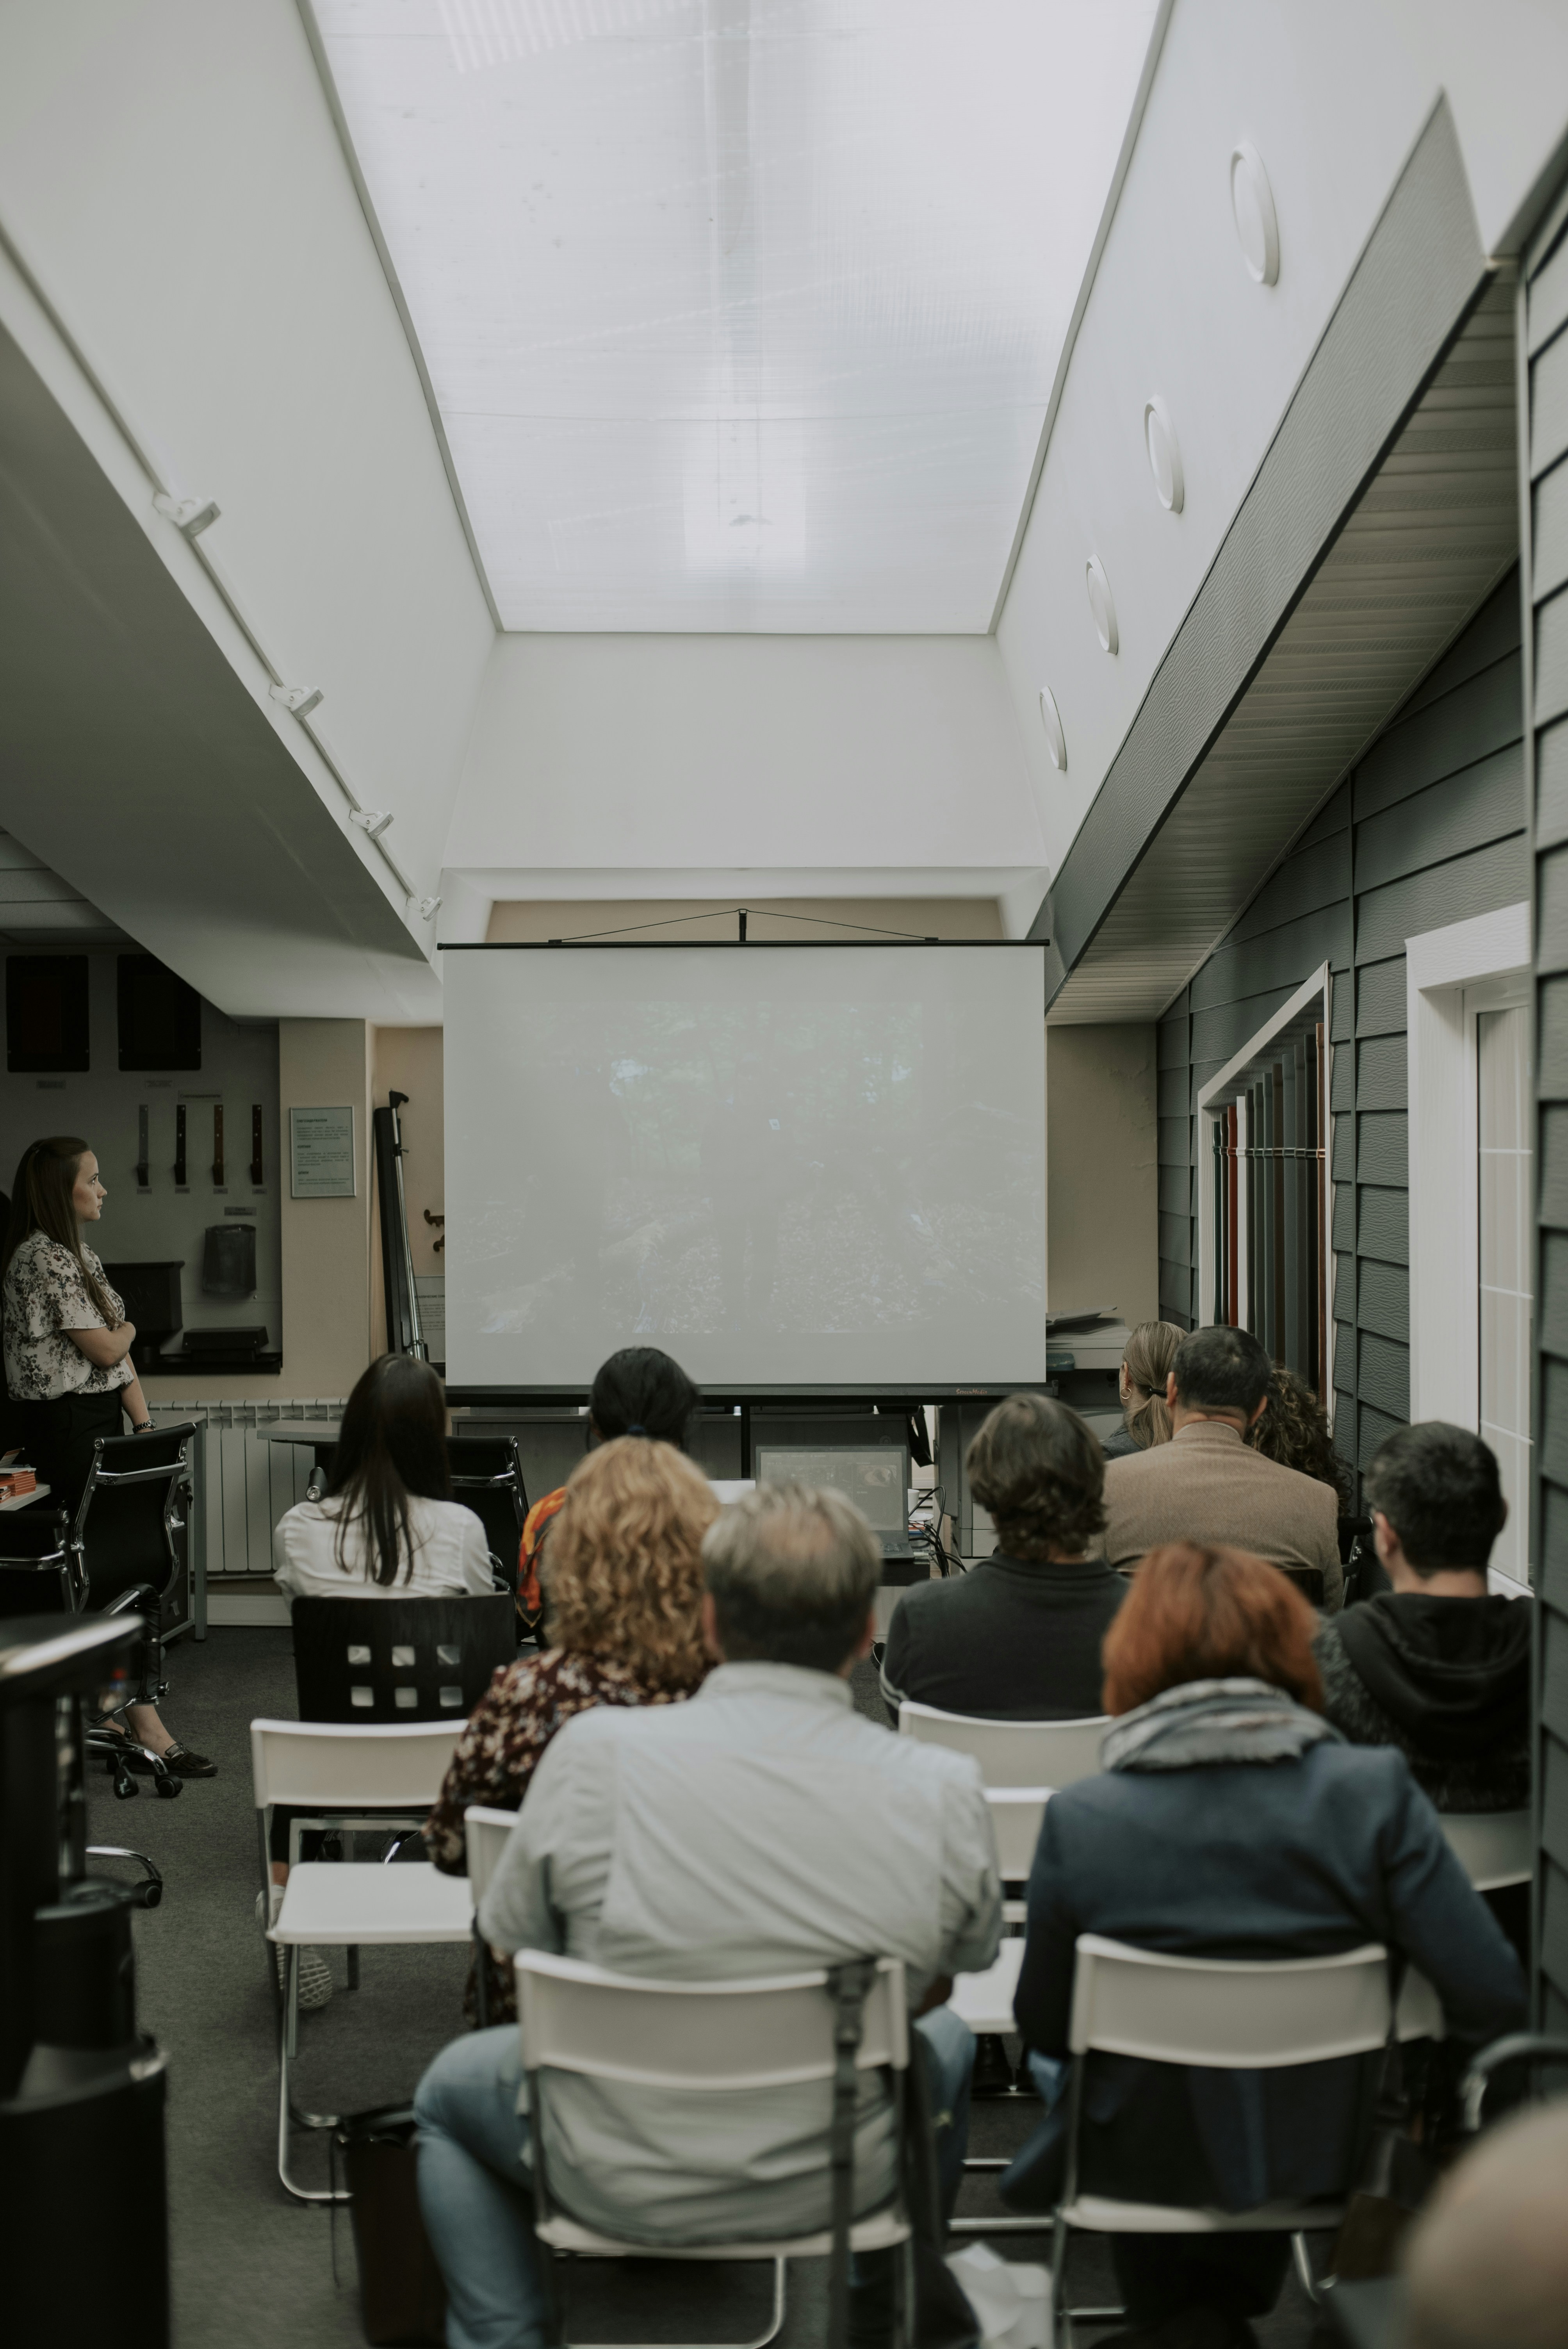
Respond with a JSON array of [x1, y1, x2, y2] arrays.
[[702, 1483, 881, 1673]]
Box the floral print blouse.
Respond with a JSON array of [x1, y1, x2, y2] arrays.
[[424, 1645, 706, 2024], [2, 1232, 133, 1402]]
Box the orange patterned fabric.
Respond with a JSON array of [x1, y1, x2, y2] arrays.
[[517, 1485, 567, 1616]]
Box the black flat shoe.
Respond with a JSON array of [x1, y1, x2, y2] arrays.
[[128, 1740, 217, 1778]]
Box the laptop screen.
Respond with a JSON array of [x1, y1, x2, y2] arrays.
[[753, 1446, 909, 1534]]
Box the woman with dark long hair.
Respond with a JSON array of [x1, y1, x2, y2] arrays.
[[272, 1352, 493, 1599], [267, 1354, 494, 2006], [1, 1136, 210, 1773]]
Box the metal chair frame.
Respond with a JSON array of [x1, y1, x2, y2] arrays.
[[516, 1949, 913, 2349], [74, 1427, 196, 1797], [1048, 1936, 1402, 2346], [0, 1494, 184, 1797], [252, 1716, 466, 2202]]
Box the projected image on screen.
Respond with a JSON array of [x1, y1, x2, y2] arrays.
[[444, 945, 1046, 1388]]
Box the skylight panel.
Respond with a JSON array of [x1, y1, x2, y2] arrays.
[[310, 0, 1158, 632]]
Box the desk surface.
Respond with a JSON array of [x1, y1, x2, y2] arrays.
[[1, 1482, 51, 1512]]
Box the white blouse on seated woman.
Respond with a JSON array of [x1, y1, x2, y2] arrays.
[[273, 1494, 494, 1603]]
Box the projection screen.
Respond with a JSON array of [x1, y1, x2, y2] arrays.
[[443, 943, 1046, 1389]]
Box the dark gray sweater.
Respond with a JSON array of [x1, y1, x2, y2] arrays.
[[1313, 1593, 1530, 1813], [880, 1552, 1124, 1722]]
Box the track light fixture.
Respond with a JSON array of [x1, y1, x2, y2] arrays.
[[153, 492, 221, 538]]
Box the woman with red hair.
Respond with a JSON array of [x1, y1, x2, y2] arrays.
[[1006, 1543, 1524, 2349]]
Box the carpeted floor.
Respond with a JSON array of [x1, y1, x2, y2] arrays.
[[86, 1629, 1328, 2347]]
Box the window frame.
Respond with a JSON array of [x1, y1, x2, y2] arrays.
[[1196, 961, 1335, 1412]]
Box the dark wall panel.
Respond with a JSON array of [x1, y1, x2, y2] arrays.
[[1163, 564, 1523, 1500], [1534, 212, 1568, 2020]]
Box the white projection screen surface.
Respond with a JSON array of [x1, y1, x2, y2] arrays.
[[443, 944, 1046, 1389]]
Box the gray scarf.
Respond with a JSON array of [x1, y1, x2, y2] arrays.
[[1101, 1677, 1342, 1773]]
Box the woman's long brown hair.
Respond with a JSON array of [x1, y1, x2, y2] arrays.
[[2, 1137, 121, 1325], [326, 1353, 454, 1586]]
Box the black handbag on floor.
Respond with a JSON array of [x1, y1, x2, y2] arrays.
[[333, 2105, 447, 2347]]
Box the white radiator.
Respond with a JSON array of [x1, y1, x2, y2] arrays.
[[148, 1400, 346, 1629]]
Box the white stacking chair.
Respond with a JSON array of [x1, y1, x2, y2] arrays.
[[1049, 1935, 1401, 2344], [1441, 1809, 1531, 1891], [465, 1802, 517, 1903], [464, 1803, 521, 2025], [897, 1700, 1109, 1789], [515, 1949, 912, 2349], [251, 1718, 474, 2202]]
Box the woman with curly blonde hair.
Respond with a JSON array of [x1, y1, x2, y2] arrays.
[[424, 1436, 717, 2019]]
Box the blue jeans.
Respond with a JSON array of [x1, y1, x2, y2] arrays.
[[414, 2006, 976, 2349]]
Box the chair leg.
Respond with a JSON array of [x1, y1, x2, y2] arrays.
[[275, 1948, 349, 2206], [346, 1946, 360, 1992], [1292, 2231, 1323, 2304]]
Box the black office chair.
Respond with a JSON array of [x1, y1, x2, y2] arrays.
[[285, 1593, 517, 1917], [75, 1424, 197, 1797], [1338, 1515, 1385, 1608], [0, 1505, 181, 1800], [447, 1434, 529, 1593], [1279, 1563, 1327, 1608], [291, 1592, 517, 1724]]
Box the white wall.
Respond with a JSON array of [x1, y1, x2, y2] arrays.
[[996, 0, 1568, 891], [444, 633, 1049, 934], [0, 0, 494, 954]]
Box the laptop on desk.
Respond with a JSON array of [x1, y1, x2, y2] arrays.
[[753, 1445, 917, 1578]]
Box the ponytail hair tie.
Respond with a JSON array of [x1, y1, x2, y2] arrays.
[[626, 1422, 647, 1437]]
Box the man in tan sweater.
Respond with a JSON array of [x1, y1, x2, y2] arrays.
[[1100, 1325, 1343, 1610]]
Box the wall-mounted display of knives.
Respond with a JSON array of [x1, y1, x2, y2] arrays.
[[174, 1103, 187, 1188], [137, 1104, 150, 1189], [251, 1104, 264, 1187], [212, 1103, 225, 1188]]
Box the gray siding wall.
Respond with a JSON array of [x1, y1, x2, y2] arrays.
[[1158, 569, 1526, 1493], [1531, 212, 1568, 2029]]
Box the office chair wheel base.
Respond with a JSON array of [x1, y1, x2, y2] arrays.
[[113, 1770, 138, 1800], [153, 1773, 184, 1798]]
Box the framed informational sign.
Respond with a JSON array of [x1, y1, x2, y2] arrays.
[[289, 1105, 356, 1199]]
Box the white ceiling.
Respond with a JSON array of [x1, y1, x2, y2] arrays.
[[309, 0, 1158, 633]]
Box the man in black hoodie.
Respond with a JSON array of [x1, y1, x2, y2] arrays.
[[1313, 1422, 1530, 1814]]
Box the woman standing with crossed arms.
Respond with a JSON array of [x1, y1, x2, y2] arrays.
[[0, 1135, 213, 1775]]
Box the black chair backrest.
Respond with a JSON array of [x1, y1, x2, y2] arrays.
[[291, 1592, 516, 1724], [447, 1435, 528, 1568], [76, 1425, 194, 1610], [1338, 1517, 1388, 1608], [0, 1507, 77, 1616]]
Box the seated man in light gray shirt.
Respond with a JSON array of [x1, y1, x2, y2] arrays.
[[415, 1481, 1002, 2349]]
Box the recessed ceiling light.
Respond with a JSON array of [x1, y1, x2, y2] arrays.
[[1085, 558, 1119, 655], [1144, 397, 1184, 513], [1038, 686, 1067, 772], [1230, 143, 1280, 286]]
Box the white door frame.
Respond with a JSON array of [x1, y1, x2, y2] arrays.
[[1406, 902, 1530, 1431]]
